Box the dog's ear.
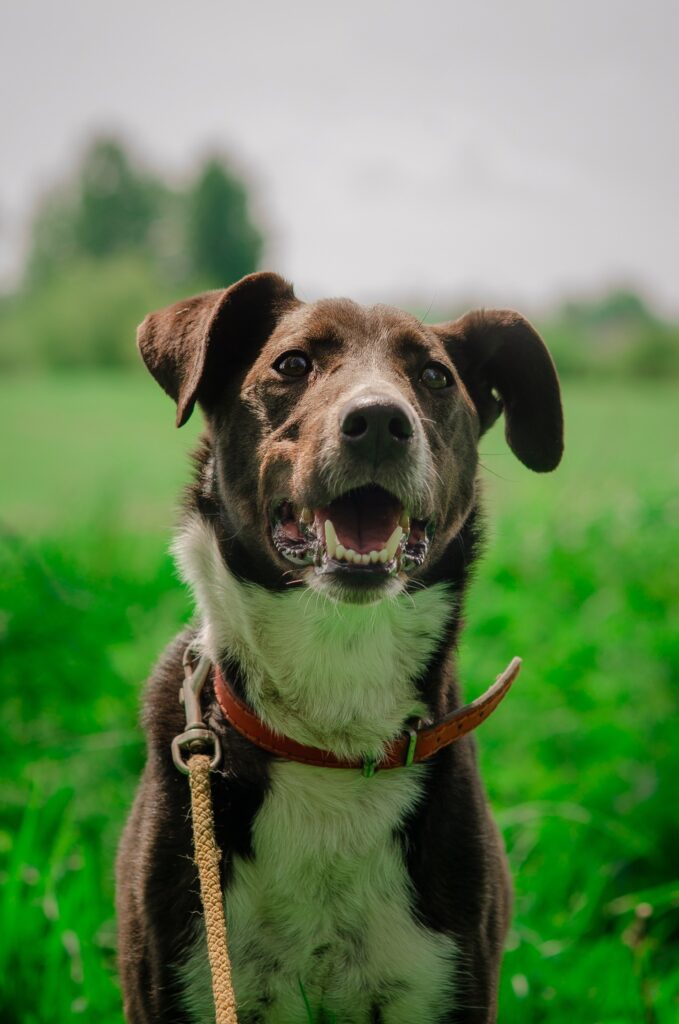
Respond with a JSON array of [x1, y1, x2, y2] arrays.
[[137, 271, 298, 426], [432, 310, 564, 472]]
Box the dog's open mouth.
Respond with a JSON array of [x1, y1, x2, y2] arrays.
[[271, 485, 431, 577]]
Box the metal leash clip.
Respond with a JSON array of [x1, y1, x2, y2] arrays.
[[171, 649, 222, 775]]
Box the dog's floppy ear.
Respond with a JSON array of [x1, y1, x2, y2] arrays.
[[433, 310, 564, 472], [137, 271, 298, 426]]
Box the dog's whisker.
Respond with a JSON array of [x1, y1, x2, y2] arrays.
[[478, 460, 513, 482]]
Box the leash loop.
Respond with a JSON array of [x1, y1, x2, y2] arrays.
[[172, 728, 221, 775], [172, 653, 222, 774]]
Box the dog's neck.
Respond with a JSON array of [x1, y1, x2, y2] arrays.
[[174, 514, 455, 758]]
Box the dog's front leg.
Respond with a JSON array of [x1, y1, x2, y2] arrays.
[[116, 761, 200, 1023]]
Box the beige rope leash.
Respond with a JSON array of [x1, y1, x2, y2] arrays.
[[172, 650, 239, 1024], [187, 754, 238, 1024]]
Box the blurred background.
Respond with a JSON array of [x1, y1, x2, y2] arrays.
[[0, 2, 677, 1022]]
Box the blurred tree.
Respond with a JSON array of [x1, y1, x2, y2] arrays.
[[4, 136, 267, 367], [25, 139, 263, 293], [74, 138, 161, 260], [26, 186, 79, 283], [186, 157, 263, 288], [561, 289, 656, 331], [542, 288, 679, 379], [27, 137, 165, 284]]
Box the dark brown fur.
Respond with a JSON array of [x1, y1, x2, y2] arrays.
[[117, 272, 562, 1023]]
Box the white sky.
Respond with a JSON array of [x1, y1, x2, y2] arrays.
[[1, 0, 678, 313]]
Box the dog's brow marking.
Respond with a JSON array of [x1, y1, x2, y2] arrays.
[[305, 331, 343, 349]]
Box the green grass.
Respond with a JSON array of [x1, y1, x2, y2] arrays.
[[1, 375, 677, 1023]]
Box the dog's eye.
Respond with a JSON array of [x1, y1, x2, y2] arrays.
[[420, 362, 453, 390], [273, 351, 312, 378]]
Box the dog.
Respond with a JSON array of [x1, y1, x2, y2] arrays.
[[116, 271, 563, 1024]]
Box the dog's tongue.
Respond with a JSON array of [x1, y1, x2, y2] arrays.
[[317, 487, 402, 554]]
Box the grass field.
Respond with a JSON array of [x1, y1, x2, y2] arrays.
[[1, 372, 678, 1023]]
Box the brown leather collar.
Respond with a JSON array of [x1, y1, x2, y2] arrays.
[[213, 657, 521, 774]]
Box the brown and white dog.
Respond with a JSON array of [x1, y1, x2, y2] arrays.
[[116, 272, 563, 1024]]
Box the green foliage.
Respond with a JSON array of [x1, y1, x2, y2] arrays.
[[0, 378, 677, 1022], [75, 140, 161, 262], [0, 530, 184, 1022], [187, 158, 263, 289], [0, 256, 175, 370], [540, 289, 679, 379], [27, 139, 164, 284], [0, 135, 264, 371]]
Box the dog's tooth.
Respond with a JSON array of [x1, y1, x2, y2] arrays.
[[369, 550, 379, 563], [378, 548, 389, 563], [399, 511, 410, 532], [346, 548, 358, 564], [301, 507, 313, 525], [361, 553, 370, 565], [384, 526, 404, 562], [335, 543, 346, 561], [324, 519, 338, 559]]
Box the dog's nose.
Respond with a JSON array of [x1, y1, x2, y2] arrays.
[[339, 394, 415, 460]]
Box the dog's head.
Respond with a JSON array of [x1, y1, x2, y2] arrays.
[[139, 272, 563, 603]]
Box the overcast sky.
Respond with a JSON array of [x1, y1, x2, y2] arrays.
[[2, 0, 677, 312]]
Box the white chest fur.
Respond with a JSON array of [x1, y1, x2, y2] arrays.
[[175, 516, 458, 1022], [181, 763, 457, 1023]]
